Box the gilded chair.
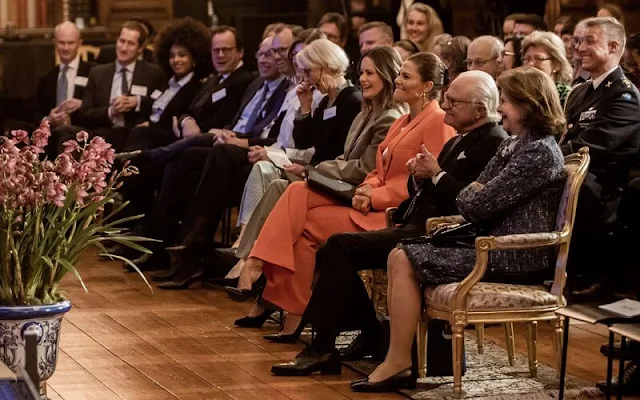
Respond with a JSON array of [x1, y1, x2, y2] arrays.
[[55, 45, 101, 65], [419, 147, 590, 396]]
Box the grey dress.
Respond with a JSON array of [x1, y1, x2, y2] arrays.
[[400, 134, 565, 286]]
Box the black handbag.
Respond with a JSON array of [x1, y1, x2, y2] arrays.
[[430, 222, 481, 248], [305, 166, 357, 205]]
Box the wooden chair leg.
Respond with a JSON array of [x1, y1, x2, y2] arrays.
[[504, 322, 515, 366], [416, 319, 428, 379], [553, 317, 564, 379], [452, 322, 465, 396], [475, 323, 485, 354], [526, 321, 538, 377]]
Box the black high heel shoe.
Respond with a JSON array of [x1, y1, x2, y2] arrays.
[[156, 269, 205, 290], [234, 308, 274, 328], [263, 319, 306, 344], [224, 274, 266, 302], [350, 367, 416, 393]]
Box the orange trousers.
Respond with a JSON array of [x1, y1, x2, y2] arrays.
[[249, 181, 362, 315]]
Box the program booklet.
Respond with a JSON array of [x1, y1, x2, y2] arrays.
[[599, 299, 640, 318]]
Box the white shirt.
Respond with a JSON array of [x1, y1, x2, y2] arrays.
[[109, 61, 138, 127], [58, 56, 80, 101], [591, 66, 619, 89], [150, 72, 194, 123], [233, 75, 286, 134]]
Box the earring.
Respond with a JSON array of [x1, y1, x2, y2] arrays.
[[421, 92, 428, 109]]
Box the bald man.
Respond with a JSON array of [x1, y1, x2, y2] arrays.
[[34, 21, 95, 129], [466, 36, 503, 80]]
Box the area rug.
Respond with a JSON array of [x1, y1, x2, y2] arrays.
[[301, 329, 603, 399]]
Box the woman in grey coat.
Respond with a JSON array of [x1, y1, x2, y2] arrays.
[[351, 66, 568, 393]]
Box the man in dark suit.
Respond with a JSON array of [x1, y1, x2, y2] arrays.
[[270, 71, 508, 376], [561, 17, 640, 300], [73, 20, 166, 152]]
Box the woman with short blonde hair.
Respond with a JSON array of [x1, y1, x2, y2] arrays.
[[403, 3, 444, 52], [521, 31, 573, 105]]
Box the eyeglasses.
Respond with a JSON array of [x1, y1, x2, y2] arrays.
[[463, 56, 498, 67], [501, 50, 515, 57], [442, 94, 474, 108], [212, 46, 236, 56], [523, 55, 553, 64], [255, 50, 273, 60], [267, 47, 290, 57]]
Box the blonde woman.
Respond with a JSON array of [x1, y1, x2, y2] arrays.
[[522, 31, 573, 106], [403, 3, 443, 52]]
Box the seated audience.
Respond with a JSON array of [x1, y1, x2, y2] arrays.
[[503, 13, 525, 41], [513, 14, 547, 38], [357, 22, 394, 54], [560, 18, 577, 63], [554, 15, 572, 37], [436, 35, 471, 81], [234, 52, 455, 341], [561, 17, 640, 298], [73, 21, 167, 152], [431, 33, 452, 60], [466, 36, 503, 80], [269, 70, 508, 376], [598, 3, 625, 26], [571, 22, 590, 84], [317, 12, 349, 49], [499, 36, 523, 74], [352, 66, 566, 393], [96, 18, 155, 64], [393, 40, 420, 61], [223, 46, 407, 284], [522, 31, 573, 105], [402, 3, 444, 52]]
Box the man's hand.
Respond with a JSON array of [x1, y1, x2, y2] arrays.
[[60, 98, 82, 114], [413, 144, 441, 180], [179, 117, 201, 138], [113, 95, 137, 113], [352, 194, 371, 215], [248, 145, 268, 163], [284, 163, 305, 177], [226, 136, 248, 148], [47, 107, 68, 126]]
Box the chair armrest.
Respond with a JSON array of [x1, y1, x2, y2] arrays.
[[385, 207, 398, 228], [491, 232, 565, 250], [426, 215, 466, 235]]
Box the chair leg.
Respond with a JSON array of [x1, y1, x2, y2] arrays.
[[553, 317, 564, 379], [504, 322, 515, 366], [452, 322, 465, 396], [416, 319, 428, 379], [526, 321, 538, 377], [476, 324, 485, 354]]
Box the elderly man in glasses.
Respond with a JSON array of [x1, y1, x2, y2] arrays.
[[465, 35, 504, 80]]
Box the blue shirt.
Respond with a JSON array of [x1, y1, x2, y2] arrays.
[[233, 75, 286, 134], [150, 72, 194, 123]]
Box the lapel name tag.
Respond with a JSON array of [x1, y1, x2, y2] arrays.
[[74, 76, 88, 87], [323, 106, 337, 120], [131, 85, 148, 96], [150, 89, 163, 100], [578, 109, 596, 122], [211, 88, 227, 103]]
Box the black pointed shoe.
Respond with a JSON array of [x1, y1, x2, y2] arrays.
[[271, 347, 341, 376], [350, 367, 416, 392], [234, 309, 274, 328], [264, 320, 305, 343]]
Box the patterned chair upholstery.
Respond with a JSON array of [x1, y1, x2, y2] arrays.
[[418, 147, 590, 396]]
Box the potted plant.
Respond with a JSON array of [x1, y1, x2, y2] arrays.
[[0, 121, 151, 390]]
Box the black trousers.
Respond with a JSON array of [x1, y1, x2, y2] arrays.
[[123, 125, 176, 152], [304, 224, 424, 342]]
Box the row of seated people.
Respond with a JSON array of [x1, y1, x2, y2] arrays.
[[21, 13, 640, 395]]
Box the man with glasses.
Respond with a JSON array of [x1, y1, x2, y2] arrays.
[[466, 36, 504, 80], [563, 18, 640, 310], [268, 71, 508, 374]]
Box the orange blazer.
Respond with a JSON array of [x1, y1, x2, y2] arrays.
[[349, 100, 455, 231]]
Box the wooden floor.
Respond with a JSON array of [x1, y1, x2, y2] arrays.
[[45, 250, 618, 399]]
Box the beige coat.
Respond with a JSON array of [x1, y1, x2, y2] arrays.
[[315, 105, 406, 185]]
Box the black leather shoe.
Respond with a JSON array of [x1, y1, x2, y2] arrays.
[[125, 251, 169, 272], [596, 361, 640, 395], [600, 340, 640, 360], [271, 347, 341, 376], [156, 269, 205, 290], [216, 247, 238, 257], [234, 309, 274, 328], [224, 275, 266, 302], [149, 267, 179, 282], [340, 333, 382, 361], [350, 367, 416, 392], [264, 320, 305, 344]]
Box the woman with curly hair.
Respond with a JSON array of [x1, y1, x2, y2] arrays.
[[123, 17, 212, 151]]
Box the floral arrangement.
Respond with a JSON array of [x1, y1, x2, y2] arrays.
[[0, 121, 151, 306]]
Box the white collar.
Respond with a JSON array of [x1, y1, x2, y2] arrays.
[[117, 60, 137, 73], [63, 55, 80, 70], [170, 71, 194, 87], [591, 66, 618, 89]]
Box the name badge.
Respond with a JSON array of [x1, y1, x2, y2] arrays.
[[323, 106, 337, 120], [131, 85, 148, 96], [211, 88, 227, 103], [74, 76, 88, 87], [578, 109, 596, 122], [150, 89, 163, 100]]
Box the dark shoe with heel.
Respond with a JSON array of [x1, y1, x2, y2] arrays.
[[264, 320, 305, 344], [350, 367, 416, 392], [224, 274, 266, 302], [234, 309, 274, 328], [271, 347, 341, 376]]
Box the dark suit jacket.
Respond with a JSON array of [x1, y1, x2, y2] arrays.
[[150, 75, 202, 132], [33, 60, 95, 125], [561, 67, 640, 229], [395, 122, 508, 226], [293, 85, 363, 164], [179, 65, 255, 132], [226, 76, 290, 146], [76, 60, 167, 129], [95, 44, 155, 64]]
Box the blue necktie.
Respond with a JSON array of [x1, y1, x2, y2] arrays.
[[56, 64, 68, 106], [245, 83, 269, 134]]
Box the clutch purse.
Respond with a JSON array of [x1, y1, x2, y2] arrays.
[[305, 167, 357, 205], [430, 222, 480, 248]]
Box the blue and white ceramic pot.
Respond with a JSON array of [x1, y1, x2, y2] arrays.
[[0, 300, 71, 381]]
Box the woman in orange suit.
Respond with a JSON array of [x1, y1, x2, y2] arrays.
[[236, 52, 456, 341]]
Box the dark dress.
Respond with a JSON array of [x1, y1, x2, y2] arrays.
[[400, 134, 566, 286]]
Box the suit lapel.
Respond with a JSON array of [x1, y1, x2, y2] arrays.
[[343, 112, 368, 159], [384, 101, 438, 168]]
